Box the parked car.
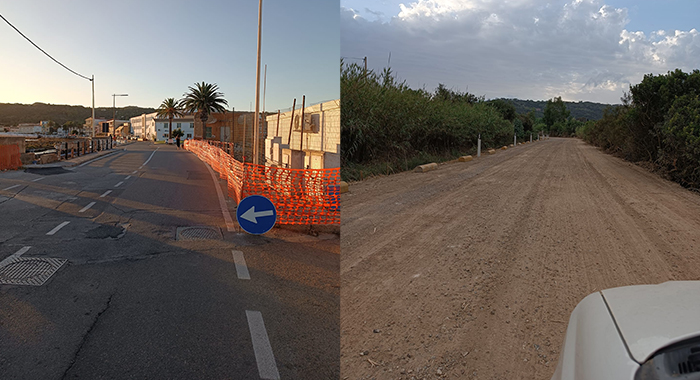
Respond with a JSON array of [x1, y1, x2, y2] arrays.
[[552, 281, 700, 380]]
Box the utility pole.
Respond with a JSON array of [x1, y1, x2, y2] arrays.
[[253, 0, 263, 165], [91, 75, 95, 138], [112, 94, 128, 137]]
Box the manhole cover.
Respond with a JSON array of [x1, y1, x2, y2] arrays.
[[0, 257, 67, 286], [176, 226, 222, 241]]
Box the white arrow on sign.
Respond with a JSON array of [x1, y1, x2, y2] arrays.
[[240, 206, 274, 224]]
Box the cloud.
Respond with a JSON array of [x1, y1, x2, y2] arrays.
[[341, 0, 700, 104]]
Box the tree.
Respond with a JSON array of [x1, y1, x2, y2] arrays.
[[659, 94, 700, 188], [487, 99, 517, 122], [543, 97, 570, 133], [172, 128, 184, 138], [156, 98, 184, 141], [180, 82, 229, 140]]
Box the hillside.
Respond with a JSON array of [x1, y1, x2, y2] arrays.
[[499, 98, 617, 120], [0, 103, 156, 126]]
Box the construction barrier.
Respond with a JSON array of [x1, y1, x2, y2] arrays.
[[0, 144, 21, 170], [184, 139, 340, 225]]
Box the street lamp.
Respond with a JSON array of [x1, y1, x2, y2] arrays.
[[112, 93, 128, 137], [253, 0, 263, 165]]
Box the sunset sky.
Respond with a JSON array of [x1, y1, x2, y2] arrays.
[[0, 0, 339, 111]]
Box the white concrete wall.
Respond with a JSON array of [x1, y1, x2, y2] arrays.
[[264, 99, 340, 168]]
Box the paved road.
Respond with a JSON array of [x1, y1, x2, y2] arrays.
[[0, 142, 339, 379], [341, 138, 700, 380]]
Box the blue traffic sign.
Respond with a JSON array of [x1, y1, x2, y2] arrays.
[[236, 195, 277, 235]]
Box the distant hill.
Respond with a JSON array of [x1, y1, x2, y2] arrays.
[[499, 98, 618, 121], [0, 103, 156, 126]]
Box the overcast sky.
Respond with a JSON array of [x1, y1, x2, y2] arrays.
[[0, 0, 338, 111], [341, 0, 700, 104]]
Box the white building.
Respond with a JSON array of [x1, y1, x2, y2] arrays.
[[130, 112, 156, 140], [265, 99, 340, 169], [130, 113, 194, 142], [153, 115, 195, 142]]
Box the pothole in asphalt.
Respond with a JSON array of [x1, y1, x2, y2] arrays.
[[0, 257, 67, 286], [176, 226, 222, 241], [86, 223, 129, 239]]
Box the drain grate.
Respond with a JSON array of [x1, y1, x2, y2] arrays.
[[176, 226, 222, 241], [0, 257, 67, 286]]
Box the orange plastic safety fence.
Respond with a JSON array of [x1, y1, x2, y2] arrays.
[[184, 139, 340, 225], [0, 145, 21, 171]]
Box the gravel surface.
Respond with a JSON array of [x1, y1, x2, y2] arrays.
[[340, 138, 700, 380]]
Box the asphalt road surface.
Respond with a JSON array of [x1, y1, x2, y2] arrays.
[[0, 142, 339, 379], [341, 138, 700, 379]]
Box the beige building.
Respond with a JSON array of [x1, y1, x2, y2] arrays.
[[264, 99, 340, 169]]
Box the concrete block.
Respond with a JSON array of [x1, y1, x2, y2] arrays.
[[340, 181, 349, 193], [509, 144, 514, 147], [458, 155, 473, 162], [40, 153, 59, 164], [488, 149, 496, 155], [501, 146, 508, 150], [414, 163, 438, 173], [20, 153, 35, 165]]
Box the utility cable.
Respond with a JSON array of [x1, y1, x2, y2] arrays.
[[0, 13, 91, 81]]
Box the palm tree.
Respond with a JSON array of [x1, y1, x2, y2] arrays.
[[156, 97, 184, 142], [180, 82, 229, 140]]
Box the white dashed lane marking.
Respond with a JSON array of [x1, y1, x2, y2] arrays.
[[125, 175, 131, 180], [246, 310, 281, 380], [100, 190, 112, 198], [46, 221, 70, 236], [114, 181, 124, 188], [2, 184, 20, 191], [232, 250, 251, 280], [0, 246, 31, 267], [140, 148, 159, 169], [79, 202, 96, 213], [31, 177, 45, 182]]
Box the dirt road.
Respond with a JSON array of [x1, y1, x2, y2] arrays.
[[340, 138, 700, 379]]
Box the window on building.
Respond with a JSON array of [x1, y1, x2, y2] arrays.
[[205, 127, 212, 138], [177, 123, 181, 128], [163, 133, 168, 137], [187, 133, 192, 138], [190, 123, 194, 128]]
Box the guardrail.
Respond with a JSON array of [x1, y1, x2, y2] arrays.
[[54, 137, 113, 160], [184, 139, 340, 225]]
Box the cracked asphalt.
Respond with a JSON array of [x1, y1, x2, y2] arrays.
[[0, 142, 339, 379]]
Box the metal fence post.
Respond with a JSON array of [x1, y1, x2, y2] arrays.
[[477, 134, 481, 157]]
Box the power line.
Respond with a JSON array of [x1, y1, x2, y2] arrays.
[[0, 13, 91, 81]]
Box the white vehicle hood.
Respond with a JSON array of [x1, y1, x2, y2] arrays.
[[602, 281, 700, 363]]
